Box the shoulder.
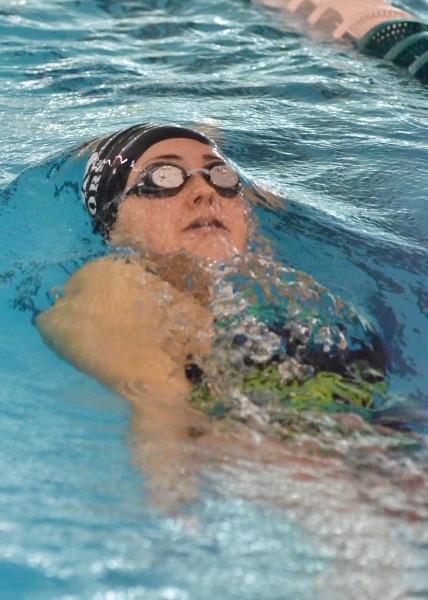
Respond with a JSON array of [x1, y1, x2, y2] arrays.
[[64, 254, 148, 290], [62, 253, 171, 306]]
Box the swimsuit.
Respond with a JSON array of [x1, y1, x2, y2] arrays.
[[185, 263, 393, 437]]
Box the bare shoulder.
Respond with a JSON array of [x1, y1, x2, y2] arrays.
[[61, 254, 209, 318], [61, 254, 160, 309], [36, 253, 212, 391]]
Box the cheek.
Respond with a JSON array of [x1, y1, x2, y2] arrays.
[[138, 216, 178, 253], [226, 201, 249, 239], [111, 198, 181, 251]]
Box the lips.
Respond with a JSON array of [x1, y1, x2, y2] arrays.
[[183, 217, 228, 232]]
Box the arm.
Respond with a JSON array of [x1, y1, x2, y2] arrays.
[[37, 255, 213, 509]]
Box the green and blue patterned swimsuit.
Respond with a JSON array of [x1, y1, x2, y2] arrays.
[[185, 258, 391, 435]]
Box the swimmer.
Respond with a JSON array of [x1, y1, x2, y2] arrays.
[[255, 0, 428, 82], [37, 124, 253, 507], [37, 123, 389, 509], [39, 125, 249, 394]]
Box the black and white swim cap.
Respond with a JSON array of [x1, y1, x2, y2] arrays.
[[82, 123, 215, 237]]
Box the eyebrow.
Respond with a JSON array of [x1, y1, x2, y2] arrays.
[[149, 153, 223, 162]]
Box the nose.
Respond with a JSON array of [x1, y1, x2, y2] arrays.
[[186, 173, 218, 207]]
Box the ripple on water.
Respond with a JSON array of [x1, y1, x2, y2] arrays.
[[1, 0, 428, 598]]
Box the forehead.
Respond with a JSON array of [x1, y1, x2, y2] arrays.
[[133, 137, 223, 168]]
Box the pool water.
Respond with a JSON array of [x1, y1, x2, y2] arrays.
[[1, 0, 428, 598]]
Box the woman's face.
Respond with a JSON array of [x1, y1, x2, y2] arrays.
[[109, 138, 249, 260]]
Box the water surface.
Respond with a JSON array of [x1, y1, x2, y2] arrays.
[[1, 0, 428, 598]]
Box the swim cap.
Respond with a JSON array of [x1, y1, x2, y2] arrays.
[[82, 123, 215, 236]]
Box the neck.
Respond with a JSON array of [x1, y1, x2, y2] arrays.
[[141, 251, 220, 304]]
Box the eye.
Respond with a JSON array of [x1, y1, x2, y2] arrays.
[[210, 164, 240, 188], [149, 165, 185, 189]]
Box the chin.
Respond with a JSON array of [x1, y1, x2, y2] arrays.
[[193, 250, 237, 260], [185, 241, 244, 261], [183, 229, 245, 260]]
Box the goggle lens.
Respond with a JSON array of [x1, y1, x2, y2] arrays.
[[209, 164, 239, 189], [151, 165, 185, 189]]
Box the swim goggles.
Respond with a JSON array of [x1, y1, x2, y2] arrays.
[[124, 163, 241, 198]]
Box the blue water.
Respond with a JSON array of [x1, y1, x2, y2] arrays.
[[1, 0, 428, 598]]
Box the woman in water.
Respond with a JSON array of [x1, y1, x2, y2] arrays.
[[36, 123, 394, 508]]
